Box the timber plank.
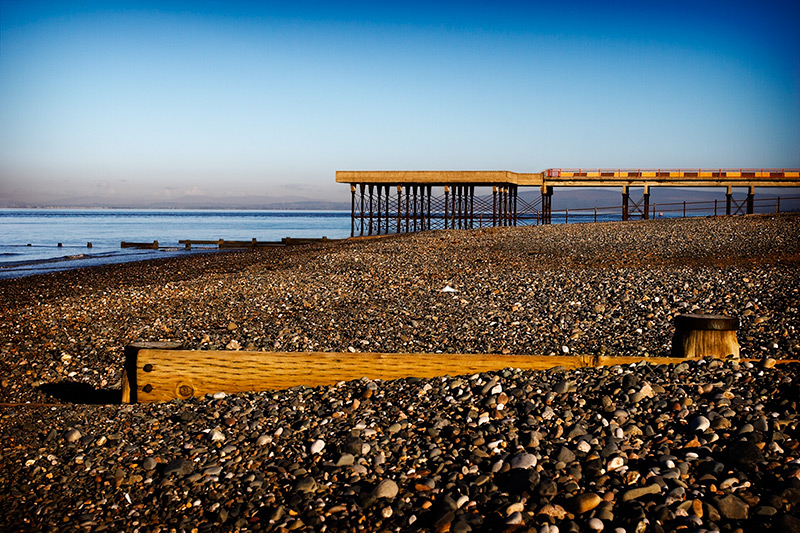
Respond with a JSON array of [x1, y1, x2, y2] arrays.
[[125, 350, 696, 403]]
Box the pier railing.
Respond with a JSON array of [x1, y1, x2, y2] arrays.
[[549, 194, 800, 224]]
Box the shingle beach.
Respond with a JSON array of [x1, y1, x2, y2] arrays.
[[1, 214, 799, 532]]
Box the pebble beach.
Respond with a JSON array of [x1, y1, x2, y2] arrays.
[[1, 214, 799, 532]]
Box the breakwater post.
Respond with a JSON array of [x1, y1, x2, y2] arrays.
[[671, 314, 739, 358]]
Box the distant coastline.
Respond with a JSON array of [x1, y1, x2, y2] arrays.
[[4, 186, 798, 211]]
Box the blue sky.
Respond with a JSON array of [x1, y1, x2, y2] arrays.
[[1, 1, 798, 204]]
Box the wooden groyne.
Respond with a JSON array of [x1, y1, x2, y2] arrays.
[[121, 346, 798, 404], [120, 237, 338, 250]]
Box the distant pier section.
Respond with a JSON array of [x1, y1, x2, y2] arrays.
[[336, 168, 800, 236]]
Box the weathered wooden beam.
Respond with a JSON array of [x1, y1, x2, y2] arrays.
[[121, 241, 159, 249], [123, 349, 705, 404]]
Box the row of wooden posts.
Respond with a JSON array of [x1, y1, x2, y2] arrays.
[[350, 184, 520, 237], [120, 237, 334, 250]]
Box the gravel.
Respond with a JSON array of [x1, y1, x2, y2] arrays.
[[1, 213, 799, 531]]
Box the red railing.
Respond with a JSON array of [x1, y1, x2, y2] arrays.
[[544, 195, 800, 224], [544, 168, 800, 178]]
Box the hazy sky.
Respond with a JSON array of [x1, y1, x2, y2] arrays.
[[1, 1, 798, 205]]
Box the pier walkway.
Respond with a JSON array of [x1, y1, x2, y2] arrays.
[[336, 169, 800, 236]]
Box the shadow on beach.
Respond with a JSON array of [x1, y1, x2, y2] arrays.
[[37, 382, 122, 404]]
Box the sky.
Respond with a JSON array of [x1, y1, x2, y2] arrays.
[[1, 0, 798, 206]]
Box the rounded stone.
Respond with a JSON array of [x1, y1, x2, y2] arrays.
[[63, 428, 82, 443], [374, 479, 399, 499]]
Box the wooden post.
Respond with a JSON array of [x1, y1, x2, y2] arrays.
[[426, 185, 432, 230], [368, 184, 374, 236], [359, 184, 366, 236], [386, 185, 392, 234], [492, 186, 497, 226], [746, 186, 755, 214], [405, 186, 410, 233], [350, 184, 356, 237], [376, 185, 383, 235], [122, 341, 183, 404], [670, 314, 739, 359], [726, 186, 733, 215], [444, 186, 450, 229], [622, 186, 629, 221], [643, 185, 650, 220], [396, 185, 402, 233], [469, 185, 476, 228]]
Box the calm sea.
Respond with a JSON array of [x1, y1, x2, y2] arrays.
[[0, 209, 351, 279]]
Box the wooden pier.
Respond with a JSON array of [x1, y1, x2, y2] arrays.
[[336, 168, 800, 236]]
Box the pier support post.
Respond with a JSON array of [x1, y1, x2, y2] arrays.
[[541, 185, 553, 225], [359, 184, 366, 236], [622, 186, 630, 221], [376, 185, 383, 234], [404, 186, 410, 233], [396, 186, 402, 233], [444, 186, 450, 229], [726, 186, 733, 216], [498, 187, 505, 226], [492, 186, 498, 226], [512, 185, 518, 226], [350, 185, 356, 237], [384, 185, 391, 234], [746, 186, 755, 214], [643, 185, 650, 220], [469, 185, 475, 229], [368, 184, 374, 236]]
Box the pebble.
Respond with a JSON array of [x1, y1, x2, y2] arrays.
[[588, 517, 604, 531], [509, 453, 537, 469], [207, 429, 225, 442], [1, 215, 799, 532], [689, 415, 710, 432], [309, 439, 325, 454], [571, 492, 602, 514], [374, 479, 399, 499]]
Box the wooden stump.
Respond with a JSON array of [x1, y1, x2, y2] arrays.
[[122, 341, 183, 403], [671, 314, 739, 358]]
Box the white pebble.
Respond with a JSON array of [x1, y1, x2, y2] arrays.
[[310, 439, 325, 454], [208, 429, 225, 442], [588, 518, 604, 531]]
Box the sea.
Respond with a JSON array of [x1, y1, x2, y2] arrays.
[[2, 201, 790, 279], [0, 209, 352, 279]]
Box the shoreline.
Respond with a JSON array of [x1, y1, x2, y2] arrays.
[[1, 214, 799, 531]]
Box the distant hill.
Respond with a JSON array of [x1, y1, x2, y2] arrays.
[[0, 194, 352, 211]]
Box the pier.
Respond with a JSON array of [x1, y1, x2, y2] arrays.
[[336, 168, 800, 236]]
